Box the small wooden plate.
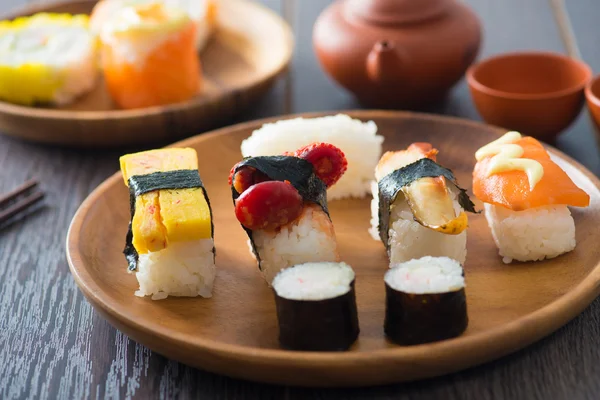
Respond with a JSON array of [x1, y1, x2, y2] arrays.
[[0, 0, 293, 147], [66, 111, 600, 387]]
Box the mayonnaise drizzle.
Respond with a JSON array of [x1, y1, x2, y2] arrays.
[[475, 131, 544, 191]]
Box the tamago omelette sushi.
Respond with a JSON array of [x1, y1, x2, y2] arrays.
[[229, 143, 347, 284], [0, 13, 98, 106], [473, 131, 590, 263], [120, 148, 215, 300], [370, 143, 477, 265], [100, 2, 201, 109]]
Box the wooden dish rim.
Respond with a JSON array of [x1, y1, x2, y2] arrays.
[[66, 110, 600, 369], [0, 0, 294, 121]]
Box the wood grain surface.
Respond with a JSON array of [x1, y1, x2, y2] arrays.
[[1, 0, 600, 399]]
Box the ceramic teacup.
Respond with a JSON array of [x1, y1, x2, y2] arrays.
[[584, 74, 600, 147], [467, 51, 592, 141]]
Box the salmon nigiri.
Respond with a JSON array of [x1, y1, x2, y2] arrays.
[[100, 2, 201, 109], [473, 131, 590, 264]]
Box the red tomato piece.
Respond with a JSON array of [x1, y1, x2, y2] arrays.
[[234, 180, 303, 231], [227, 162, 240, 186], [294, 143, 348, 187], [229, 165, 270, 194]]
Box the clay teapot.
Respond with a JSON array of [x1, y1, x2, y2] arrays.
[[313, 0, 482, 109]]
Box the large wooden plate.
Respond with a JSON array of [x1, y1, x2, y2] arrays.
[[66, 111, 600, 387], [0, 0, 292, 147]]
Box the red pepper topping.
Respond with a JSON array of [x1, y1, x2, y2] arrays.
[[227, 162, 239, 186], [229, 164, 270, 194], [293, 142, 347, 187], [234, 180, 303, 231]]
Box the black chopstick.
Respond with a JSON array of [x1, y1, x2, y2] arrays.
[[0, 179, 45, 225]]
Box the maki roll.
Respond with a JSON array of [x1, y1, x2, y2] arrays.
[[229, 142, 347, 283], [90, 0, 217, 52], [473, 131, 590, 263], [0, 13, 98, 106], [120, 147, 215, 300], [99, 2, 201, 109], [384, 256, 467, 345], [370, 143, 477, 265], [272, 262, 359, 351]]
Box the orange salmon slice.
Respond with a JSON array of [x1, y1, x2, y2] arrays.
[[473, 136, 590, 210], [102, 22, 201, 110]]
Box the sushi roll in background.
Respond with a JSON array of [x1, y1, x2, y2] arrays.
[[90, 0, 217, 51], [384, 256, 468, 345], [370, 143, 477, 265], [0, 13, 98, 106], [272, 262, 359, 351], [230, 142, 347, 284], [99, 2, 202, 109], [473, 131, 590, 263], [240, 114, 385, 200], [119, 147, 215, 300]]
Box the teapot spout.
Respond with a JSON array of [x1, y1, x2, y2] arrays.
[[366, 40, 405, 84]]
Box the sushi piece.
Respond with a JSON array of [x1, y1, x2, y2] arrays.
[[272, 262, 359, 351], [100, 2, 201, 109], [370, 143, 477, 265], [473, 131, 590, 263], [384, 256, 468, 345], [230, 142, 347, 283], [90, 0, 217, 51], [0, 13, 98, 106], [120, 147, 215, 300], [240, 114, 385, 200]]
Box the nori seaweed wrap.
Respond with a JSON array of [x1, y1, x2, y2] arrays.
[[230, 156, 341, 283], [370, 144, 478, 266], [124, 169, 214, 271], [377, 157, 477, 251], [272, 262, 359, 351], [119, 148, 216, 300], [383, 256, 468, 345]]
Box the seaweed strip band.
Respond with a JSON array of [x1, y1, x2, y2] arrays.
[[124, 169, 207, 271], [230, 156, 329, 269], [377, 158, 478, 250]]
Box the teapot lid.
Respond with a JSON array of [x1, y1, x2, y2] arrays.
[[345, 0, 451, 25]]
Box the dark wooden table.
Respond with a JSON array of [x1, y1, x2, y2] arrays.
[[2, 0, 600, 399]]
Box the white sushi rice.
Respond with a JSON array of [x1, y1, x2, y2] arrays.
[[385, 256, 465, 294], [251, 204, 339, 284], [134, 239, 216, 300], [484, 203, 576, 264], [240, 114, 384, 200], [369, 181, 467, 265], [272, 262, 355, 300]]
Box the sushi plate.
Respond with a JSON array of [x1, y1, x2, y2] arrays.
[[66, 110, 600, 387], [0, 0, 293, 147]]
